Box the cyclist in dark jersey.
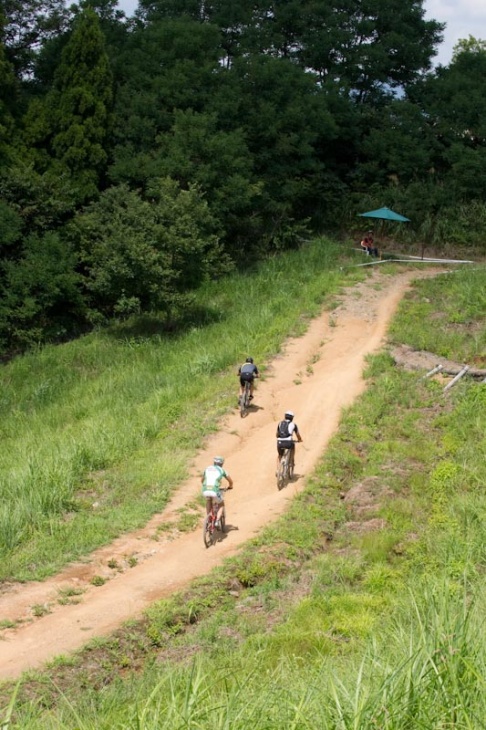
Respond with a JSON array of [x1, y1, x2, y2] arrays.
[[276, 410, 303, 473], [238, 357, 259, 402]]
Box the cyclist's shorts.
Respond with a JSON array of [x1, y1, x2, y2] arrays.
[[240, 374, 254, 385], [277, 439, 294, 456], [203, 489, 223, 503]]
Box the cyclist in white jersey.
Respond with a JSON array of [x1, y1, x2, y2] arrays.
[[201, 456, 233, 528]]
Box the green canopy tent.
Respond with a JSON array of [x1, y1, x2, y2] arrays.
[[358, 207, 411, 256], [358, 206, 410, 223]]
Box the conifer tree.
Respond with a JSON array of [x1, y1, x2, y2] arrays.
[[50, 7, 113, 200], [0, 15, 16, 165]]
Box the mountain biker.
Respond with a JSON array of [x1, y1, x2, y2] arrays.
[[276, 410, 303, 474], [238, 357, 259, 402], [201, 456, 233, 529]]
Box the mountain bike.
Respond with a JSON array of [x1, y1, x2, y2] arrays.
[[277, 447, 294, 490], [203, 489, 227, 548], [239, 381, 251, 418]]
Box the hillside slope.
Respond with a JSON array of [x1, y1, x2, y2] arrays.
[[0, 268, 437, 679]]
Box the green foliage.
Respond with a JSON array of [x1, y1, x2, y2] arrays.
[[71, 179, 225, 322], [0, 164, 78, 234], [1, 0, 69, 78], [18, 6, 114, 201], [0, 198, 22, 248], [48, 7, 113, 200], [0, 231, 84, 350], [0, 29, 16, 165], [141, 109, 262, 259]]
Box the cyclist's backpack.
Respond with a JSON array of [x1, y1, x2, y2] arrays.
[[277, 419, 290, 438]]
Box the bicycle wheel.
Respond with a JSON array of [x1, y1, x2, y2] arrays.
[[283, 451, 291, 482], [203, 515, 213, 548], [277, 455, 286, 490], [281, 451, 292, 488], [219, 507, 226, 534], [239, 389, 245, 417], [288, 453, 294, 480], [240, 382, 250, 418]]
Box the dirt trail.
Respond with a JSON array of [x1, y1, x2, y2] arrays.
[[0, 269, 433, 680]]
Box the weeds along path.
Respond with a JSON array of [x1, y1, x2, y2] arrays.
[[0, 268, 435, 679]]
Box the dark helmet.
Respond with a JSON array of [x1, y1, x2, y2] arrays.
[[246, 357, 254, 363], [284, 410, 294, 421]]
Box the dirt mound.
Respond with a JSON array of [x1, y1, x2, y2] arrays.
[[391, 344, 486, 378]]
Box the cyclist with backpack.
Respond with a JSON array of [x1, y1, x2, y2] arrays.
[[201, 456, 233, 529], [276, 410, 303, 474], [237, 357, 259, 403]]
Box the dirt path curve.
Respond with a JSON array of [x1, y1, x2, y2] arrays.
[[0, 269, 433, 680]]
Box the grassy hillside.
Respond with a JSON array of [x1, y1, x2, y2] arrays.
[[2, 249, 486, 728], [0, 239, 353, 580]]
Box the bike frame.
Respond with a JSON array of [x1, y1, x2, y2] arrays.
[[203, 489, 227, 547], [277, 445, 294, 489]]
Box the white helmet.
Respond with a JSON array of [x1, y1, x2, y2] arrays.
[[214, 456, 225, 466]]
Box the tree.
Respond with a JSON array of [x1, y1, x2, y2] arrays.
[[109, 15, 223, 174], [138, 0, 444, 99], [452, 35, 486, 62], [0, 164, 78, 234], [223, 54, 338, 243], [0, 15, 17, 164], [0, 231, 84, 352], [48, 7, 113, 200], [132, 109, 261, 259], [0, 0, 69, 77], [355, 99, 437, 188], [19, 7, 114, 199], [410, 37, 486, 200], [70, 180, 226, 321]]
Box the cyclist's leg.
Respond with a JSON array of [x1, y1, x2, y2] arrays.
[[289, 443, 295, 470], [215, 494, 225, 524], [242, 376, 251, 399]]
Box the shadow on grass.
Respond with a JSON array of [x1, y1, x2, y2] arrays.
[[105, 303, 226, 342]]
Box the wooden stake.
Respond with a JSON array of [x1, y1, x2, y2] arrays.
[[443, 365, 469, 392], [422, 364, 443, 379]]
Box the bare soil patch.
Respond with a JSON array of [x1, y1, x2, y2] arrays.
[[391, 344, 486, 378]]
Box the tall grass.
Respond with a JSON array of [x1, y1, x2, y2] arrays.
[[11, 582, 486, 729], [0, 240, 354, 579], [389, 266, 486, 363]]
